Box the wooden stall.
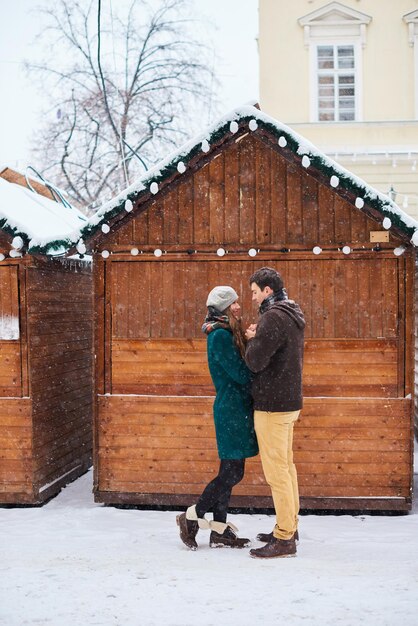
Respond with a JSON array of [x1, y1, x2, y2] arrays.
[[79, 105, 415, 511], [0, 176, 93, 504]]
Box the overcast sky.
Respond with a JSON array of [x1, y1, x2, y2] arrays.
[[0, 0, 259, 169]]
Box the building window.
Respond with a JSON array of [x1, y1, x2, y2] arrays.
[[317, 44, 356, 121]]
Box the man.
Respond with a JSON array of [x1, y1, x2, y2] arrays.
[[245, 267, 305, 559]]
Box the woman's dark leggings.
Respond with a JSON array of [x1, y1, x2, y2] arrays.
[[195, 459, 245, 524]]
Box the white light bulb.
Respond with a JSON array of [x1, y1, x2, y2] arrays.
[[150, 182, 159, 195], [9, 249, 22, 258], [101, 250, 110, 259], [154, 248, 163, 257], [248, 248, 257, 257], [125, 199, 133, 212], [302, 155, 310, 168], [278, 136, 287, 148], [355, 197, 364, 209], [313, 246, 322, 255], [394, 246, 405, 256], [216, 247, 226, 257], [382, 217, 392, 230], [76, 241, 86, 255], [342, 245, 351, 255], [201, 140, 210, 153], [177, 161, 186, 173], [330, 175, 339, 188], [130, 248, 139, 256], [0, 253, 4, 262], [229, 121, 239, 134], [249, 119, 258, 131], [412, 230, 418, 246], [12, 236, 24, 250], [101, 224, 110, 234]]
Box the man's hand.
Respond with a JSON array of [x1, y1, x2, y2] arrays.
[[245, 323, 257, 340]]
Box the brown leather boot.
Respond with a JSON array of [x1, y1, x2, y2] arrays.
[[210, 526, 251, 548], [176, 513, 199, 551], [257, 529, 299, 544], [250, 535, 296, 559]]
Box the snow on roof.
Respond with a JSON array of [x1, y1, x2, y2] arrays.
[[26, 104, 418, 254], [0, 177, 88, 255]]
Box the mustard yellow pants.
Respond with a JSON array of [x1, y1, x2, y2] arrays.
[[254, 409, 300, 540]]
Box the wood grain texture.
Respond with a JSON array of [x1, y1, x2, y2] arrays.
[[95, 395, 412, 507]]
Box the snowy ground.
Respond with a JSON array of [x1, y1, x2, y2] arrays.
[[1, 448, 417, 626]]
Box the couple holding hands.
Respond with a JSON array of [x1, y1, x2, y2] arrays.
[[176, 267, 305, 559]]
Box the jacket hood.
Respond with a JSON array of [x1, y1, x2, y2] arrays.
[[268, 300, 306, 330]]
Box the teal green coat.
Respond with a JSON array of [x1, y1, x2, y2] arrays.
[[207, 328, 258, 460]]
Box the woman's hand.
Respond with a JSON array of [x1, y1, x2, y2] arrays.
[[245, 323, 257, 340]]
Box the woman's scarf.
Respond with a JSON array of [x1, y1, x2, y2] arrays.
[[259, 288, 288, 314], [201, 307, 230, 335]]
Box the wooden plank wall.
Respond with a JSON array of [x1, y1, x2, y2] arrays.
[[109, 257, 399, 341], [415, 258, 418, 439], [0, 398, 33, 502], [27, 261, 93, 499], [112, 134, 381, 249], [0, 265, 21, 396], [111, 337, 399, 398], [97, 395, 411, 504]]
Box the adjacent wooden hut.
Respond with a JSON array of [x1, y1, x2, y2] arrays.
[[70, 104, 416, 512], [0, 175, 93, 504]]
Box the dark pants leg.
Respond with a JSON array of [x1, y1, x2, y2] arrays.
[[195, 459, 245, 523]]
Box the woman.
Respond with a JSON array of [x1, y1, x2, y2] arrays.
[[176, 286, 258, 550]]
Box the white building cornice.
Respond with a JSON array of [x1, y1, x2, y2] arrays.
[[298, 1, 372, 48]]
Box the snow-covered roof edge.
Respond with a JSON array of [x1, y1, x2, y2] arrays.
[[30, 104, 418, 254]]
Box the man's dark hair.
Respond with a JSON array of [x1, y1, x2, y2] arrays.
[[249, 267, 284, 292]]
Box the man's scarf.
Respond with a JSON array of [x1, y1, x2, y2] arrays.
[[202, 307, 230, 335], [259, 288, 288, 314]]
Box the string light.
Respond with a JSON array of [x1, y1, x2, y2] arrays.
[[249, 119, 258, 131], [12, 236, 24, 250], [230, 121, 239, 134], [101, 250, 110, 259], [248, 248, 257, 257], [101, 224, 110, 233], [302, 156, 311, 168], [313, 246, 322, 255], [76, 241, 86, 255], [130, 248, 139, 256], [278, 136, 287, 148], [330, 175, 339, 188], [216, 247, 226, 257], [342, 246, 351, 255], [154, 248, 163, 257], [125, 199, 133, 212]]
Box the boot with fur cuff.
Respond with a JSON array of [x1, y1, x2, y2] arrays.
[[210, 525, 251, 549]]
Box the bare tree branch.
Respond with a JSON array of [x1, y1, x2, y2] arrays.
[[27, 0, 216, 211]]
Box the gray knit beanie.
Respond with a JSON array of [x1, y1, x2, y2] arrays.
[[206, 286, 238, 312]]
